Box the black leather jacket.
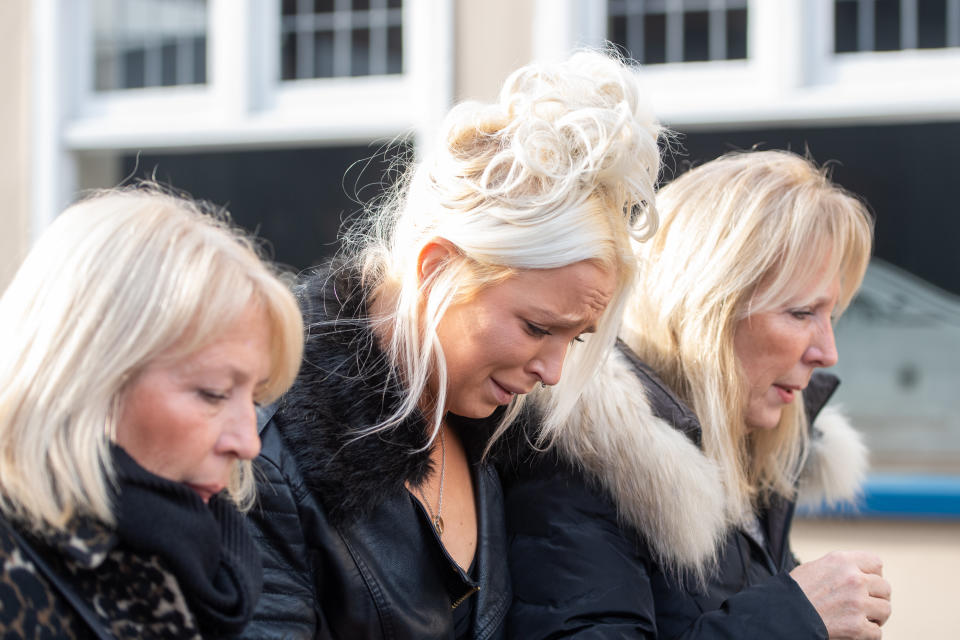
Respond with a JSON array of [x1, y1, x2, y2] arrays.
[[240, 266, 510, 640]]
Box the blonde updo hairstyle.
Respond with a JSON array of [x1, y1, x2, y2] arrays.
[[623, 150, 873, 523], [346, 50, 663, 445], [0, 187, 304, 532]]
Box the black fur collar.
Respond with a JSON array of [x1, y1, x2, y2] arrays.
[[272, 263, 434, 525]]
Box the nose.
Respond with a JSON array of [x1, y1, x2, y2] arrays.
[[526, 340, 567, 387], [219, 399, 262, 461], [804, 320, 839, 369]]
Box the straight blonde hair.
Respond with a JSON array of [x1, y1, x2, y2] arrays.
[[623, 150, 873, 523], [0, 187, 304, 532]]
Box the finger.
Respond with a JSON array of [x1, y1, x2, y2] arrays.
[[849, 550, 884, 576], [859, 619, 883, 640], [866, 595, 893, 626], [866, 574, 892, 600]]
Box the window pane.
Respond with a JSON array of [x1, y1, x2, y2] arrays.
[[93, 0, 208, 91], [281, 0, 402, 79], [607, 1, 746, 64], [644, 12, 667, 64], [918, 0, 948, 48], [351, 28, 371, 76], [835, 0, 859, 52], [875, 0, 902, 50], [281, 31, 298, 80], [726, 8, 748, 59], [314, 30, 334, 78], [161, 41, 177, 86], [683, 11, 710, 62], [387, 25, 403, 74]]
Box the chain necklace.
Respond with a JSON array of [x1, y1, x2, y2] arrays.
[[415, 426, 446, 535]]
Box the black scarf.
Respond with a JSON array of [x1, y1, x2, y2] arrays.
[[112, 446, 263, 637]]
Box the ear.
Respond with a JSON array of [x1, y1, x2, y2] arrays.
[[417, 238, 459, 287]]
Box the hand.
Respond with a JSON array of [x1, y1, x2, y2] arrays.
[[790, 550, 892, 640]]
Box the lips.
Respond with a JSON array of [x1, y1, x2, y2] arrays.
[[490, 378, 524, 405], [773, 383, 802, 404], [185, 483, 225, 503]]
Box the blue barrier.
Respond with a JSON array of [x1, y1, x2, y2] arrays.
[[798, 473, 960, 519]]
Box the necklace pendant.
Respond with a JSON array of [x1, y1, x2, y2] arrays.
[[434, 515, 444, 535]]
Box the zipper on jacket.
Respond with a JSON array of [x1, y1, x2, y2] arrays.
[[450, 585, 480, 610]]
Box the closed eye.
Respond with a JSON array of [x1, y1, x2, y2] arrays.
[[525, 321, 551, 337], [198, 389, 228, 403]]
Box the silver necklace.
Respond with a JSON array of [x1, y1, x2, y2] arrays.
[[416, 427, 446, 535]]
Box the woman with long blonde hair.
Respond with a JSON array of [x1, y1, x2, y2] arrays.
[[505, 150, 892, 639], [242, 49, 664, 640]]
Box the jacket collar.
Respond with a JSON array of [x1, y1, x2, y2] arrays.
[[538, 341, 865, 574], [271, 263, 435, 525]]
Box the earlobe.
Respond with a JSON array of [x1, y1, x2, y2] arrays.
[[417, 238, 459, 286]]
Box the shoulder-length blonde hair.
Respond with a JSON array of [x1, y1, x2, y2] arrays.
[[341, 49, 664, 446], [623, 150, 873, 522], [0, 187, 303, 532]]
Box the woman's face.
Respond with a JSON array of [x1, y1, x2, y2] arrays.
[[734, 276, 841, 431], [115, 304, 271, 502], [435, 259, 616, 419]]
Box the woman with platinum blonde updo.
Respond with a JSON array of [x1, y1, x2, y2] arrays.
[[242, 50, 663, 640], [505, 150, 892, 640], [0, 188, 303, 638]]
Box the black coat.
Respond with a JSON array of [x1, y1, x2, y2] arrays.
[[503, 343, 860, 640], [241, 266, 510, 640]]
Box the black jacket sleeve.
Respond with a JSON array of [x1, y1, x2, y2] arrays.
[[239, 423, 321, 639]]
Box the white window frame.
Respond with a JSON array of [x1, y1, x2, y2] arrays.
[[32, 0, 453, 235], [532, 0, 960, 129]]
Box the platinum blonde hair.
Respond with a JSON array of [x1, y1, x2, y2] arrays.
[[0, 187, 304, 532], [342, 49, 663, 446], [623, 150, 873, 523]]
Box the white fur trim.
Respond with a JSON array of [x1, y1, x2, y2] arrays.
[[797, 405, 868, 509], [545, 349, 727, 574]]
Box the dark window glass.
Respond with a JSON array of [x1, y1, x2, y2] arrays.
[[683, 11, 710, 62], [918, 0, 948, 48], [387, 25, 403, 74], [353, 0, 370, 11], [314, 30, 335, 78], [314, 0, 334, 13], [387, 0, 402, 8], [726, 8, 748, 59], [351, 28, 371, 76], [121, 144, 411, 271], [835, 0, 859, 52], [875, 0, 902, 50], [123, 48, 146, 89], [281, 31, 298, 80], [282, 0, 297, 16], [161, 41, 178, 86], [609, 14, 629, 59], [193, 36, 206, 83], [644, 12, 667, 64]]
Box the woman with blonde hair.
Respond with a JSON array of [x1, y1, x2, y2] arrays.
[[242, 49, 663, 639], [0, 187, 303, 638], [505, 150, 892, 639]]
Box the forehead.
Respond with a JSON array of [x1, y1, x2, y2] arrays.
[[494, 260, 616, 326]]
